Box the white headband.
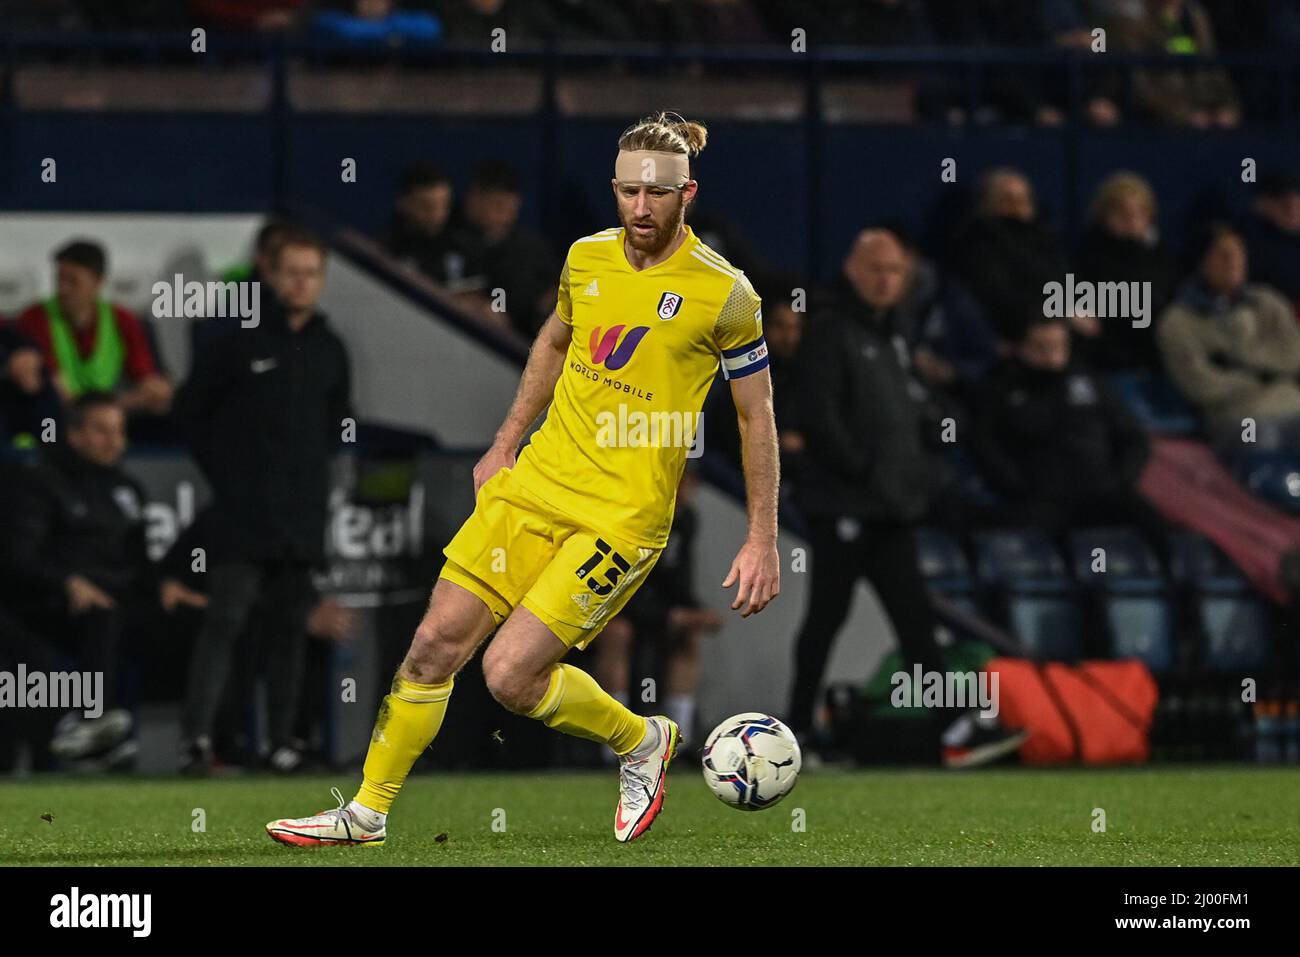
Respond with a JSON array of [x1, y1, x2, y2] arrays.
[[614, 149, 690, 187]]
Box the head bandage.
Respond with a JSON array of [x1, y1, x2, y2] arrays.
[[614, 149, 690, 187]]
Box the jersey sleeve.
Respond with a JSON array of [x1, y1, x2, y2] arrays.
[[712, 272, 766, 380], [555, 258, 573, 326]]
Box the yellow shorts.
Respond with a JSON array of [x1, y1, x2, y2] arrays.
[[439, 467, 661, 650]]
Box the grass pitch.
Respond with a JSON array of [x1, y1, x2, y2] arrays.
[[1, 766, 1297, 866]]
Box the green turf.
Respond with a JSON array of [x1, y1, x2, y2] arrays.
[[1, 767, 1297, 866]]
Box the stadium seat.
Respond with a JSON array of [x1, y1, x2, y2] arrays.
[[0, 264, 39, 316], [973, 529, 1081, 661], [1068, 527, 1175, 672], [1169, 532, 1272, 673], [1235, 451, 1300, 515], [916, 527, 979, 616]]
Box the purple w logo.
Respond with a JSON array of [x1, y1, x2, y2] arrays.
[[589, 325, 650, 371]]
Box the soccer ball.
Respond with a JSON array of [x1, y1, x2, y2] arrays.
[[701, 712, 802, 810]]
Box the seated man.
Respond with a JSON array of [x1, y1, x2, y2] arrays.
[[15, 239, 173, 421], [0, 391, 149, 766], [462, 160, 559, 339], [387, 162, 486, 291], [971, 315, 1166, 554], [1240, 168, 1300, 309], [1156, 223, 1300, 450]]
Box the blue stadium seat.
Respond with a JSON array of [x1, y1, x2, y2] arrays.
[[974, 529, 1068, 587], [1169, 532, 1272, 672], [1109, 372, 1199, 435], [973, 529, 1080, 660], [1067, 527, 1174, 672]]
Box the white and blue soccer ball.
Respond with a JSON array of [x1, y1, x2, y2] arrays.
[[701, 712, 802, 811]]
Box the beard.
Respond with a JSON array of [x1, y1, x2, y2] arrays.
[[620, 196, 686, 256]]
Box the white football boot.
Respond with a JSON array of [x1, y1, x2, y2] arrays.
[[266, 787, 386, 847], [614, 716, 680, 843]]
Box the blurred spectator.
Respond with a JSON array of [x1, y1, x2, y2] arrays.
[[890, 232, 1001, 398], [0, 392, 148, 768], [1074, 170, 1178, 372], [190, 0, 305, 31], [1240, 168, 1300, 309], [970, 316, 1165, 549], [220, 219, 293, 288], [199, 218, 295, 350], [1156, 223, 1300, 448], [174, 228, 352, 775], [388, 162, 487, 292], [593, 469, 721, 750], [926, 0, 1119, 126], [0, 322, 60, 447], [313, 0, 442, 44], [949, 167, 1070, 342], [440, 0, 556, 44], [462, 161, 559, 338], [788, 229, 1018, 764], [15, 240, 174, 421], [1107, 0, 1240, 128]]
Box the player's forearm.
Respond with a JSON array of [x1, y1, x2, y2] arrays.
[[492, 329, 568, 451], [736, 398, 780, 545]]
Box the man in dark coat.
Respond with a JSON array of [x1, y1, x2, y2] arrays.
[[174, 228, 351, 774]]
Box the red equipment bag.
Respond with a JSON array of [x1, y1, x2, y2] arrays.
[[988, 658, 1159, 764]]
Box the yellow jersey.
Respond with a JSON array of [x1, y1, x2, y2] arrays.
[[512, 225, 766, 547]]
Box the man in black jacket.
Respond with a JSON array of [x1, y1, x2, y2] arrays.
[[788, 229, 1021, 765], [174, 228, 351, 774], [0, 391, 147, 767]]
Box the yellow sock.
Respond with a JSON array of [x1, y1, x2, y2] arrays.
[[355, 674, 453, 814], [526, 663, 647, 755]]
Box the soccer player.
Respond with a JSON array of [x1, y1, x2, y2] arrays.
[[266, 112, 780, 846]]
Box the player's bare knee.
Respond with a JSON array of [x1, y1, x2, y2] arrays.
[[481, 642, 544, 713]]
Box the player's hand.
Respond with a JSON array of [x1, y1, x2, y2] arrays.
[[473, 442, 516, 496], [65, 574, 116, 615], [722, 537, 780, 618]]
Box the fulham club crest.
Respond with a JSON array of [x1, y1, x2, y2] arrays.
[[656, 291, 684, 320]]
